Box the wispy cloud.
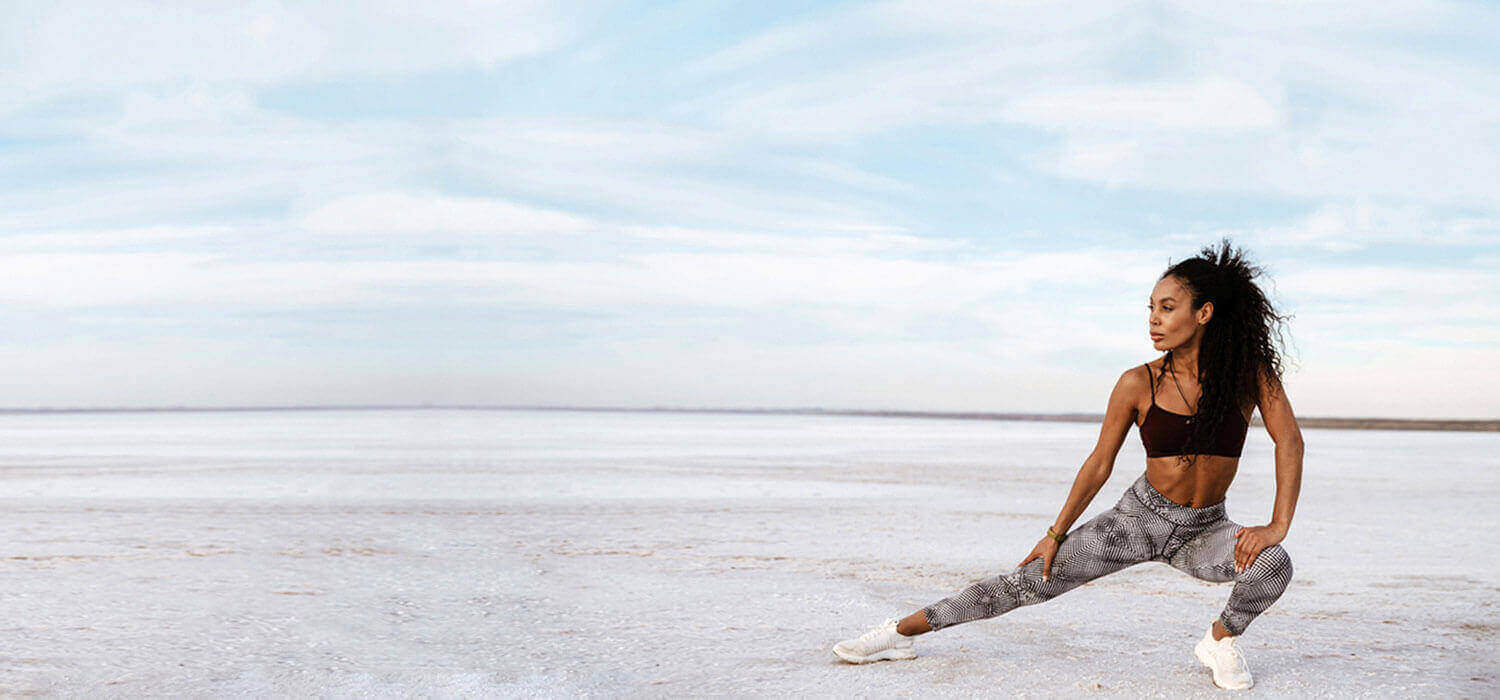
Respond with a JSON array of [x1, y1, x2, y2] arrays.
[[0, 0, 1496, 416], [0, 1, 573, 99], [1000, 78, 1282, 131], [300, 192, 595, 236]]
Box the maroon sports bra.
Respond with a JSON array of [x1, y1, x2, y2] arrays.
[[1139, 362, 1249, 458]]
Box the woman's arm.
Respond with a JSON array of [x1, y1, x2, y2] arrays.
[[1257, 368, 1304, 536], [1233, 368, 1305, 572], [1049, 367, 1143, 536]]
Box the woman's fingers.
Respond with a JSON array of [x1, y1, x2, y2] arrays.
[[1235, 528, 1249, 571], [1234, 534, 1265, 573]]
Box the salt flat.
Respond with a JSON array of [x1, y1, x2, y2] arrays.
[[0, 408, 1494, 697]]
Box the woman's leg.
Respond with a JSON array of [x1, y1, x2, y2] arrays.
[[1167, 518, 1294, 636], [916, 499, 1159, 633]]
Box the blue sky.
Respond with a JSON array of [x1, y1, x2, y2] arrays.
[[2, 0, 1497, 418]]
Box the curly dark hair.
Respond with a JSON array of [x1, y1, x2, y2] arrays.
[[1156, 237, 1297, 469]]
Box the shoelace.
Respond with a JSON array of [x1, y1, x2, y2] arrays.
[[1218, 638, 1247, 668], [856, 620, 898, 649]]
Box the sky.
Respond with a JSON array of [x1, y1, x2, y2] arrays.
[[2, 0, 1497, 419]]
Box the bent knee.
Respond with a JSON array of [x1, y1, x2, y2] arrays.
[[1244, 544, 1293, 584]]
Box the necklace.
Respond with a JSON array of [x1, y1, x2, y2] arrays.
[[1165, 351, 1197, 423]]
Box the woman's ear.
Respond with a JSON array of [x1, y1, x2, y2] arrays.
[[1197, 301, 1214, 325]]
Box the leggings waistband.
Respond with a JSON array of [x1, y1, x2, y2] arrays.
[[1129, 471, 1227, 526]]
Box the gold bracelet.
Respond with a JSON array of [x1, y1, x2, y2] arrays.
[[1046, 525, 1066, 543]]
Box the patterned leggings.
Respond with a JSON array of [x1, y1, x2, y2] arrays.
[[921, 471, 1293, 636]]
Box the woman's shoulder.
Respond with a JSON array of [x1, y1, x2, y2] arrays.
[[1117, 360, 1157, 393], [1133, 356, 1164, 377]]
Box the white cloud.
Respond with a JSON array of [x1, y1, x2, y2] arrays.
[[616, 224, 954, 255], [0, 238, 1155, 314], [447, 118, 905, 229], [865, 0, 1123, 38], [1001, 78, 1282, 131], [299, 192, 593, 236], [1, 86, 420, 230], [1052, 140, 1142, 187], [682, 18, 836, 77], [0, 225, 231, 251], [1277, 264, 1499, 302], [0, 0, 573, 102], [2, 96, 909, 235], [0, 253, 374, 308], [1213, 201, 1500, 253], [686, 0, 1500, 210]]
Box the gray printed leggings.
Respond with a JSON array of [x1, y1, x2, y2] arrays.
[[921, 472, 1293, 637]]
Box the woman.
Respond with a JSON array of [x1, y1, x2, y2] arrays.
[[831, 239, 1303, 691]]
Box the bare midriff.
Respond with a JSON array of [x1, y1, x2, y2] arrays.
[[1144, 455, 1239, 508]]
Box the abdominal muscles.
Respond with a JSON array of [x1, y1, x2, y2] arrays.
[[1145, 455, 1238, 507]]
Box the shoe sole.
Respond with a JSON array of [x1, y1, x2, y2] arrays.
[[832, 644, 917, 664], [1194, 641, 1253, 690]]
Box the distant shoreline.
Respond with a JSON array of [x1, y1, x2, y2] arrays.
[[0, 404, 1494, 432]]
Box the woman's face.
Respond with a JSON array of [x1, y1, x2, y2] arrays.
[[1148, 276, 1207, 349]]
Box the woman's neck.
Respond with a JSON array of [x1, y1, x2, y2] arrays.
[[1168, 346, 1200, 377]]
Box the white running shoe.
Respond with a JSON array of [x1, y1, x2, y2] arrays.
[[832, 618, 917, 664], [1193, 623, 1254, 690]]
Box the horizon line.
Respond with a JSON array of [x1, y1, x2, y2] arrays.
[[0, 404, 1492, 432]]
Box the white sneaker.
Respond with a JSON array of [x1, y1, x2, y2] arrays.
[[1193, 623, 1254, 690], [832, 618, 917, 664]]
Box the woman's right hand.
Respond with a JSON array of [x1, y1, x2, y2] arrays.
[[1018, 536, 1061, 582]]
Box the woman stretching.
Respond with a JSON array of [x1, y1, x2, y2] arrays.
[[832, 239, 1303, 691]]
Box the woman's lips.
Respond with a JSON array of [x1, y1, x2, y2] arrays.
[[1150, 334, 1164, 340]]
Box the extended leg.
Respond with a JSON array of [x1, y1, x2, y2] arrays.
[[917, 503, 1156, 632], [896, 610, 930, 636]]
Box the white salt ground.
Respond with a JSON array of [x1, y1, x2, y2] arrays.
[[0, 408, 1494, 697]]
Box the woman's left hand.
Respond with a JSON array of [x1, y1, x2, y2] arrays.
[[1232, 523, 1287, 574]]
